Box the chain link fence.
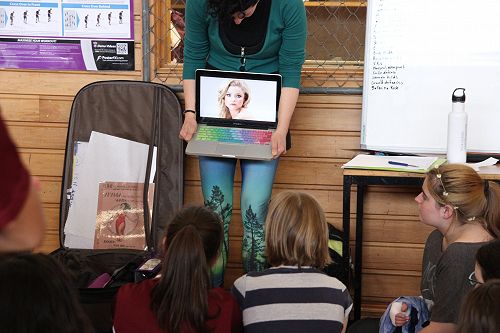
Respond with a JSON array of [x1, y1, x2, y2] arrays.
[[145, 0, 366, 93]]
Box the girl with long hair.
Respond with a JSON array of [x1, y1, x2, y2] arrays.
[[113, 206, 242, 333], [393, 164, 500, 333]]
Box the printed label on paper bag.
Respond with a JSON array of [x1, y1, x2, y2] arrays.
[[94, 182, 154, 250]]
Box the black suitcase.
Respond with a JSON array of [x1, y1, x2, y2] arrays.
[[51, 80, 184, 333]]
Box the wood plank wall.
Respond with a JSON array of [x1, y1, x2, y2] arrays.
[[0, 3, 434, 317]]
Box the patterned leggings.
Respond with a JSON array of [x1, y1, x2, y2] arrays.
[[199, 156, 279, 287]]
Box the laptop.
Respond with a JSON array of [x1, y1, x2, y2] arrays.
[[185, 69, 281, 160]]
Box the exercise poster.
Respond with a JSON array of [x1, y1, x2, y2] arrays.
[[0, 0, 134, 70]]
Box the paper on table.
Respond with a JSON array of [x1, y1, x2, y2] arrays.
[[342, 154, 444, 173], [466, 157, 499, 171], [64, 132, 157, 249]]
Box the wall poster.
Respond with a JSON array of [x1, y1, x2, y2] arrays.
[[0, 0, 134, 70]]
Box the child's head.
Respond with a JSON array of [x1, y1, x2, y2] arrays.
[[458, 279, 500, 333], [152, 206, 223, 332], [162, 205, 222, 264], [475, 240, 500, 283], [0, 253, 94, 333], [265, 191, 331, 268], [424, 164, 500, 237]]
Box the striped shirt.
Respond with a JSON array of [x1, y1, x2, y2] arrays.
[[231, 266, 352, 333]]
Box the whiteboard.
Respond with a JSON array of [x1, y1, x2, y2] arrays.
[[362, 0, 500, 154]]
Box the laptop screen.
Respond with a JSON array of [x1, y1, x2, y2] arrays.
[[196, 69, 281, 128]]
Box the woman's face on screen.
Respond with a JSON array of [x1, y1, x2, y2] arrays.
[[225, 86, 245, 113]]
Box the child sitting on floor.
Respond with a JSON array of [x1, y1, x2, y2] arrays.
[[232, 191, 352, 333]]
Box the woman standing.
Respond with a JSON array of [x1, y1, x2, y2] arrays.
[[179, 0, 307, 286]]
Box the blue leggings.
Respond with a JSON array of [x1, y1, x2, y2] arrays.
[[199, 156, 279, 287]]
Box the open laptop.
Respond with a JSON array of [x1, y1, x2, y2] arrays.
[[185, 69, 281, 160]]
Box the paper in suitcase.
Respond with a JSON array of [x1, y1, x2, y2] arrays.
[[94, 182, 154, 250], [51, 80, 184, 333]]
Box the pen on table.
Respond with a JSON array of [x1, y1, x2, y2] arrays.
[[388, 160, 419, 168]]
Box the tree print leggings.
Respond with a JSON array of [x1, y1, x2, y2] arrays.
[[199, 156, 279, 287]]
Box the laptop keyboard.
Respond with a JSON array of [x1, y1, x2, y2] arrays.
[[197, 126, 272, 145]]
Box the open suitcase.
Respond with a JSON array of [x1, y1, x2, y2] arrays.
[[51, 80, 184, 333]]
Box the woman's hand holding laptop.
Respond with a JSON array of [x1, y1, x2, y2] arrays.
[[271, 128, 287, 158], [179, 111, 197, 141]]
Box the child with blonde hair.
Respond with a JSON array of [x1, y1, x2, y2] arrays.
[[232, 191, 352, 333]]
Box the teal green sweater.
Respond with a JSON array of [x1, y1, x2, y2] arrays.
[[182, 0, 307, 88]]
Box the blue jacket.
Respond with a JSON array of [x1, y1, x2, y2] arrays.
[[379, 296, 429, 333]]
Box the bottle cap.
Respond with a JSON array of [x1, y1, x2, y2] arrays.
[[452, 88, 466, 102]]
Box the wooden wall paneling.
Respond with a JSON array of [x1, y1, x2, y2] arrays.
[[39, 97, 73, 123], [185, 156, 348, 186], [362, 243, 424, 272], [288, 131, 360, 158], [18, 149, 64, 177], [36, 205, 61, 253], [293, 94, 362, 131], [38, 177, 62, 205], [226, 240, 425, 273], [186, 183, 425, 218], [362, 270, 421, 300], [0, 71, 142, 96], [0, 94, 40, 121], [6, 122, 67, 150], [354, 215, 433, 244], [185, 182, 342, 212], [227, 211, 358, 243]]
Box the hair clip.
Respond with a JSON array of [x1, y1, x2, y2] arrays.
[[467, 216, 476, 221], [436, 173, 449, 196]]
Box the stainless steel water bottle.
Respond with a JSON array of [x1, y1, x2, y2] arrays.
[[447, 88, 467, 163]]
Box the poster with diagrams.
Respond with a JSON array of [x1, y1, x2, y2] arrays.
[[0, 0, 134, 70]]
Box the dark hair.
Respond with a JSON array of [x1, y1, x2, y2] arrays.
[[426, 164, 500, 237], [207, 0, 259, 21], [476, 240, 500, 281], [457, 279, 500, 333], [150, 206, 223, 333], [0, 253, 94, 333]]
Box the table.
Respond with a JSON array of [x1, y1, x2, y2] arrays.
[[342, 165, 500, 320]]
